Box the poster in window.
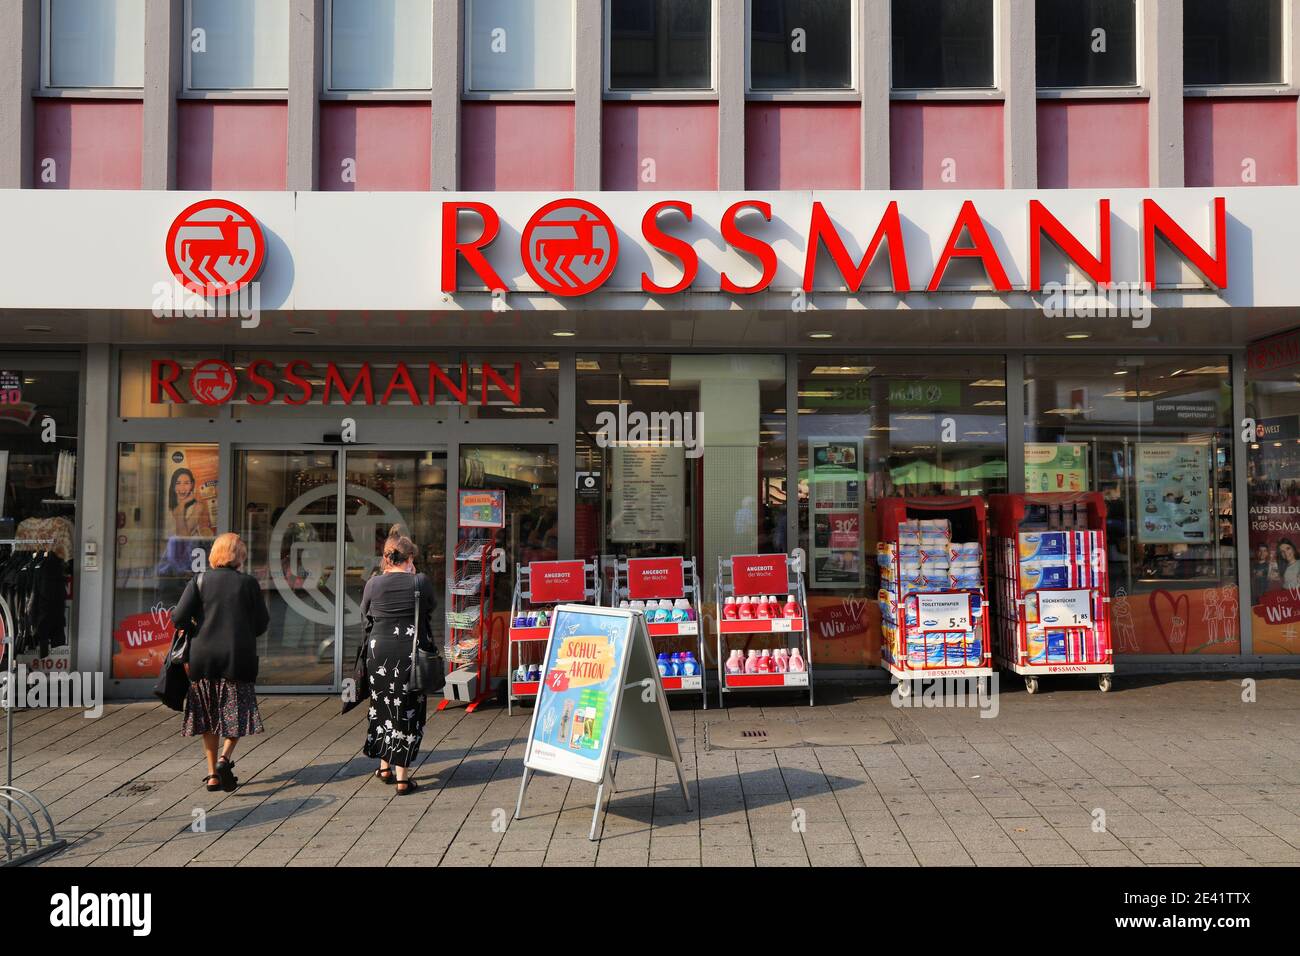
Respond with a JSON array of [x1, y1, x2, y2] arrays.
[[808, 437, 864, 588], [608, 446, 685, 543], [1024, 442, 1089, 493], [1135, 443, 1211, 544]]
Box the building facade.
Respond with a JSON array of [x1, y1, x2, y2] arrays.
[[2, 0, 1300, 696]]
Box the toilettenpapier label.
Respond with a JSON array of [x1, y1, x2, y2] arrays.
[[915, 592, 972, 632]]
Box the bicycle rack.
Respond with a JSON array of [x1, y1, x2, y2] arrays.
[[1, 786, 65, 866]]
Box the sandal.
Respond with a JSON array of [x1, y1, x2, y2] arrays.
[[375, 767, 395, 784], [395, 777, 418, 796], [202, 773, 221, 792], [216, 758, 239, 793]]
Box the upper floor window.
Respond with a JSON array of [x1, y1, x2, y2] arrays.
[[891, 0, 994, 90], [749, 0, 854, 92], [186, 0, 289, 91], [44, 0, 144, 89], [327, 0, 433, 92], [1185, 0, 1284, 87], [608, 0, 713, 92], [1036, 0, 1137, 89], [466, 0, 574, 93]]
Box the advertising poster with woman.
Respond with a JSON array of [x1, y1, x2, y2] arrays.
[[1247, 493, 1300, 652], [111, 445, 220, 678]]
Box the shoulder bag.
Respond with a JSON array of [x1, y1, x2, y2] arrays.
[[408, 573, 445, 695]]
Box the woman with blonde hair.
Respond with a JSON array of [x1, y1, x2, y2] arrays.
[[360, 533, 437, 794], [172, 532, 270, 792]]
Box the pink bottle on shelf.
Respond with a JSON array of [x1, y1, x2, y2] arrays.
[[756, 649, 771, 673], [738, 596, 754, 620], [788, 647, 806, 672], [725, 649, 743, 674], [723, 596, 738, 620], [783, 595, 800, 619], [773, 648, 789, 673], [756, 595, 771, 619], [744, 649, 759, 674]]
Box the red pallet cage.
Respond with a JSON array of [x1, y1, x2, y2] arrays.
[[876, 497, 993, 696], [988, 492, 1115, 694]]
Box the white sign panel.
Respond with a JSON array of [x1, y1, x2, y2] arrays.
[[609, 446, 685, 543], [915, 592, 972, 632], [1036, 589, 1093, 628]]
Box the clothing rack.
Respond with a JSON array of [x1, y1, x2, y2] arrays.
[[0, 535, 67, 864]]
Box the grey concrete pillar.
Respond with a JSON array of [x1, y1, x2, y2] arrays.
[[861, 0, 891, 189], [717, 0, 745, 189], [432, 0, 463, 190], [287, 0, 322, 191], [1000, 0, 1037, 188], [1146, 0, 1183, 186], [76, 345, 112, 674], [574, 0, 602, 189], [142, 0, 182, 189], [0, 0, 39, 188]]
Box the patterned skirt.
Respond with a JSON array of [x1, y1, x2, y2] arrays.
[[362, 621, 428, 769], [182, 678, 265, 738]]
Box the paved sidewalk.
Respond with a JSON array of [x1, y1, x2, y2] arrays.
[[5, 674, 1300, 867]]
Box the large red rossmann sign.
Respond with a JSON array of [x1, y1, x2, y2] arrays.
[[441, 196, 1228, 295]]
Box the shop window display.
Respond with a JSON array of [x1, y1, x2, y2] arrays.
[[112, 442, 219, 680], [796, 355, 1008, 669], [574, 354, 787, 655], [1245, 332, 1300, 654], [1026, 355, 1238, 655], [0, 364, 79, 671]]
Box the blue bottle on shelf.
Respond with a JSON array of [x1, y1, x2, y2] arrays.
[[656, 653, 670, 677], [681, 652, 699, 677]]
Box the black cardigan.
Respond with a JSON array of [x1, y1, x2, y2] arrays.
[[172, 566, 270, 683]]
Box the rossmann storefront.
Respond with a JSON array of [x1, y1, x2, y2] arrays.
[[2, 186, 1299, 697]]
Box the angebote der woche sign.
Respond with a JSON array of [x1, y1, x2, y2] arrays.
[[515, 604, 690, 839]]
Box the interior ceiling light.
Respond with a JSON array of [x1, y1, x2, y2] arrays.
[[811, 365, 872, 375], [808, 331, 834, 339], [969, 379, 1005, 387], [551, 329, 577, 337]]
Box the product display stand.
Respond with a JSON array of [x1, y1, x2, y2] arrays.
[[0, 537, 67, 865], [507, 560, 601, 715], [610, 556, 707, 708], [440, 526, 498, 713], [876, 498, 994, 697], [714, 553, 812, 707], [988, 493, 1114, 694]]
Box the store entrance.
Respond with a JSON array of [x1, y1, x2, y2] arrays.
[[233, 447, 448, 689]]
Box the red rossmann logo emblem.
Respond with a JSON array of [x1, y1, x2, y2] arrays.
[[189, 359, 239, 405], [166, 198, 266, 297], [520, 198, 618, 296]]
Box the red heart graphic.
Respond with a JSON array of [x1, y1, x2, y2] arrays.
[[1148, 589, 1190, 654]]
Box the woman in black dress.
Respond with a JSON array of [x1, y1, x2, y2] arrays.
[[172, 532, 270, 793], [360, 534, 438, 795]]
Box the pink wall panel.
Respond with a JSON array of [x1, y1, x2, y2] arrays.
[[745, 104, 860, 189], [461, 102, 575, 191], [177, 101, 287, 191], [602, 102, 718, 190], [1037, 99, 1148, 188], [1185, 97, 1298, 187], [319, 103, 431, 191], [33, 99, 142, 189], [890, 101, 1004, 189]]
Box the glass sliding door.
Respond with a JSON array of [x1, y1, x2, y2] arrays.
[[235, 450, 340, 687], [233, 447, 447, 688]]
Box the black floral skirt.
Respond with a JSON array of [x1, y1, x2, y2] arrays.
[[182, 678, 264, 738], [362, 621, 427, 769]]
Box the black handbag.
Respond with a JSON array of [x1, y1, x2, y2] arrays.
[[407, 573, 444, 696], [341, 639, 369, 715], [154, 574, 201, 711], [153, 628, 190, 711]]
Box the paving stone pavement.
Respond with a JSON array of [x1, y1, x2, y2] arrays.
[[6, 673, 1300, 867]]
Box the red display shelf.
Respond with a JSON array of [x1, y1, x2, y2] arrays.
[[719, 617, 803, 634], [510, 680, 540, 696], [509, 626, 551, 642], [647, 620, 700, 637], [724, 672, 810, 688]]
